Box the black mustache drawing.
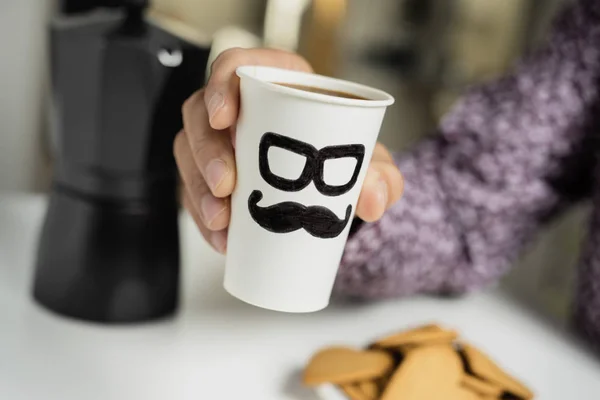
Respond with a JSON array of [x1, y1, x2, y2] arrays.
[[248, 190, 351, 239]]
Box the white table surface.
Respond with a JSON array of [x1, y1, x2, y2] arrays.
[[1, 195, 599, 400]]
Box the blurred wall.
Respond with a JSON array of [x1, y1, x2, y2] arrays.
[[0, 0, 54, 192], [333, 0, 534, 152], [151, 0, 266, 36]]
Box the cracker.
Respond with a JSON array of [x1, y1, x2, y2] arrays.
[[461, 343, 533, 399], [451, 387, 481, 400], [340, 384, 370, 400], [303, 347, 394, 386], [375, 325, 458, 348], [380, 345, 463, 400], [462, 374, 503, 397], [358, 381, 379, 399], [303, 325, 534, 400]]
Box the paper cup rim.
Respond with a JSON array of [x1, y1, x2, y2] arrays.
[[236, 66, 395, 108]]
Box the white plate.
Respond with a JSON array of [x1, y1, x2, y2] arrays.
[[315, 384, 348, 400]]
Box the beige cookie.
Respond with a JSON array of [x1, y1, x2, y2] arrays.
[[380, 345, 464, 400], [451, 388, 482, 400], [374, 324, 458, 348], [358, 381, 379, 399], [303, 347, 395, 386], [371, 324, 441, 347], [400, 337, 462, 353], [340, 384, 371, 400], [461, 344, 533, 399], [462, 375, 503, 397]]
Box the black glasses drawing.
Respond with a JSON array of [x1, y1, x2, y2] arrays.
[[258, 132, 365, 196]]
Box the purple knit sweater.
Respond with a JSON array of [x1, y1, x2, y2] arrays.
[[336, 0, 600, 346]]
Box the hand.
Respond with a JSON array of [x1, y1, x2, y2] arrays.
[[174, 48, 404, 254]]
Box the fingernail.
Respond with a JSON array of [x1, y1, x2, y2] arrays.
[[378, 179, 388, 207], [207, 91, 224, 123], [211, 230, 227, 254], [205, 159, 229, 192], [201, 194, 226, 227]]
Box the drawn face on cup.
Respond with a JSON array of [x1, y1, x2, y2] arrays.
[[248, 132, 365, 239]]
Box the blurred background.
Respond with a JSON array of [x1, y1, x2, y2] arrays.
[[0, 0, 581, 323]]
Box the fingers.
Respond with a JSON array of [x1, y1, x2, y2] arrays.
[[174, 130, 231, 231], [355, 160, 404, 223], [178, 47, 314, 254], [204, 48, 313, 130], [181, 90, 236, 198], [372, 142, 394, 163], [376, 160, 404, 205], [182, 192, 228, 254], [356, 165, 388, 222]]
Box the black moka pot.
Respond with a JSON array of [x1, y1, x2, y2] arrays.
[[33, 0, 209, 323]]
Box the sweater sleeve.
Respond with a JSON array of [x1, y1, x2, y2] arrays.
[[335, 0, 600, 299]]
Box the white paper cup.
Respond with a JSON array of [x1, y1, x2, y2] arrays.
[[224, 66, 394, 313]]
